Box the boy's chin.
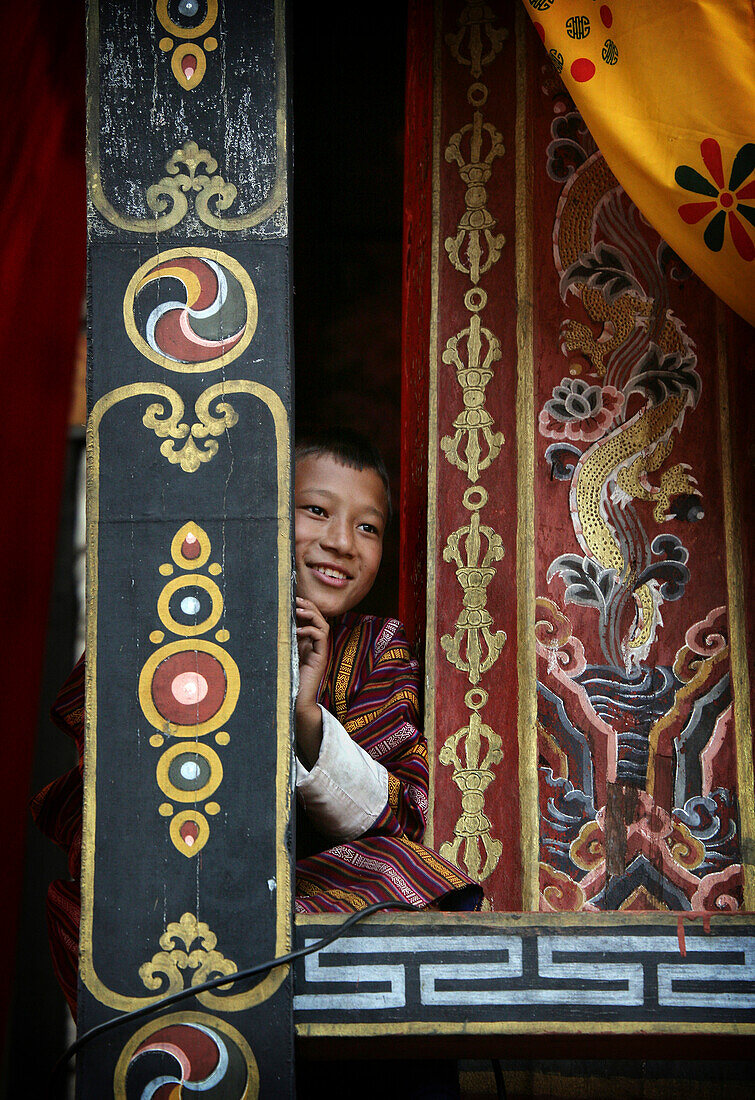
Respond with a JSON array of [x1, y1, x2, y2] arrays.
[[307, 594, 354, 619], [296, 580, 355, 619]]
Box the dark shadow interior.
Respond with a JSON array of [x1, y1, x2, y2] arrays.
[[292, 2, 407, 619]]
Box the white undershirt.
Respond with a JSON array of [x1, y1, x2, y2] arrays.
[[295, 704, 389, 841]]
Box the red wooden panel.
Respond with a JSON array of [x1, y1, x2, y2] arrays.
[[403, 0, 754, 913]]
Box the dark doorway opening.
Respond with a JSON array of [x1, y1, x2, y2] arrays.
[[292, 2, 408, 619]]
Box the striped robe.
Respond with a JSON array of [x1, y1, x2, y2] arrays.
[[32, 617, 481, 1014], [295, 612, 481, 913]]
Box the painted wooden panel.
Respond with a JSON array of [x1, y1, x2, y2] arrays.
[[81, 2, 294, 1095], [402, 0, 754, 921]]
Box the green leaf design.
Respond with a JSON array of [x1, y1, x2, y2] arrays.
[[729, 142, 755, 191], [675, 165, 718, 198], [703, 209, 726, 252]]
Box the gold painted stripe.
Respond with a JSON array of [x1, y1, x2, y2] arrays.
[[717, 301, 755, 910], [515, 5, 539, 912], [424, 0, 443, 850], [296, 1020, 755, 1038], [296, 909, 755, 928]]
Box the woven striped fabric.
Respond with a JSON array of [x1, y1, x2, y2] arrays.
[[30, 654, 85, 1017], [295, 613, 482, 914]]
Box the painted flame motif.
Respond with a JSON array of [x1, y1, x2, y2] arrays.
[[135, 257, 247, 364]]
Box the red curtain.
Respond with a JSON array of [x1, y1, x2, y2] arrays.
[[1, 2, 85, 1029]]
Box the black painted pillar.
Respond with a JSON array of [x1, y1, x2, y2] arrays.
[[80, 1, 294, 1095]]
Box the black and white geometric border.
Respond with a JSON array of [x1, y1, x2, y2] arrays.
[[294, 918, 755, 1028]]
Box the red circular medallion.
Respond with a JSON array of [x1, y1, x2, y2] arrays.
[[151, 650, 227, 725]]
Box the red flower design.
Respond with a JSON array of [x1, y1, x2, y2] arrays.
[[676, 138, 755, 261]]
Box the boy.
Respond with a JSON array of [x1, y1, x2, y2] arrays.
[[33, 431, 480, 1016], [292, 430, 481, 913]]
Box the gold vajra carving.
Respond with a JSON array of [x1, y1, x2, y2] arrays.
[[139, 913, 238, 996], [145, 141, 239, 232], [439, 688, 503, 883], [441, 487, 506, 686], [444, 112, 505, 285], [445, 0, 508, 79], [441, 308, 504, 482], [143, 384, 239, 473], [437, 1, 507, 889]]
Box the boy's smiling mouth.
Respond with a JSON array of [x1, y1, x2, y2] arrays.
[[308, 563, 352, 585]]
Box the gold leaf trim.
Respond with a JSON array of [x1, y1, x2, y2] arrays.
[[87, 0, 287, 234]]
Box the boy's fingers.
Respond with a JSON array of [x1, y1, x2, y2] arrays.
[[296, 608, 329, 629]]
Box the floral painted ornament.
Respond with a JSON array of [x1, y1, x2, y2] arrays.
[[538, 378, 623, 444], [676, 139, 755, 261]]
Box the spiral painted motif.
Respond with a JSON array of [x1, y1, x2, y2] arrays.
[[120, 1017, 256, 1098], [135, 256, 247, 364]]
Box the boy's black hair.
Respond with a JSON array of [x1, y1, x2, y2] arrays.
[[294, 427, 392, 524]]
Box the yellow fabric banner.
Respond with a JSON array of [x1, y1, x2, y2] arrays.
[[522, 0, 755, 324]]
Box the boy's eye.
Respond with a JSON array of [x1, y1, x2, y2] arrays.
[[303, 504, 325, 516], [358, 523, 380, 535]]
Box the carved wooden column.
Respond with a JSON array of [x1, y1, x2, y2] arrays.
[[80, 2, 294, 1094]]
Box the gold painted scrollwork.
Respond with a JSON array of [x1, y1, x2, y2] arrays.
[[88, 0, 287, 233], [143, 382, 240, 473], [84, 380, 292, 1010], [139, 913, 239, 999], [145, 142, 239, 232]]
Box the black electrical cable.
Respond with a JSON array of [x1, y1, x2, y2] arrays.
[[49, 899, 416, 1097]]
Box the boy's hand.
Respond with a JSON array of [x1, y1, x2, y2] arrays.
[[295, 597, 329, 768]]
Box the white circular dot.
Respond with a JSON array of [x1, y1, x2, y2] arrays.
[[180, 761, 201, 781], [171, 671, 209, 705], [181, 596, 202, 616]]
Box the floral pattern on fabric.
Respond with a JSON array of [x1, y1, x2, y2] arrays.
[[676, 139, 755, 261]]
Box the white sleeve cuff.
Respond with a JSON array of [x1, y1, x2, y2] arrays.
[[295, 705, 389, 841]]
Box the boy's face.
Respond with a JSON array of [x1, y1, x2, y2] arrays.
[[295, 453, 387, 618]]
